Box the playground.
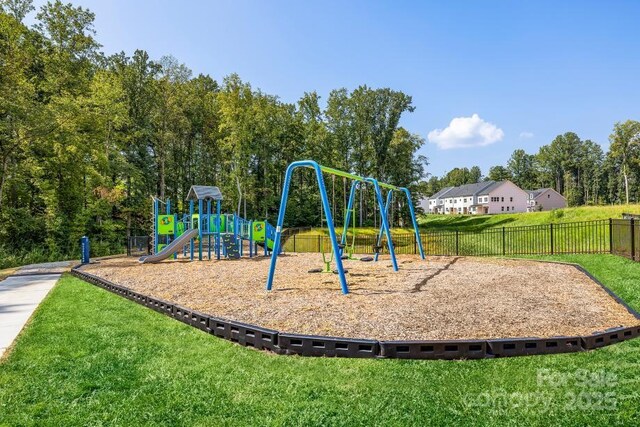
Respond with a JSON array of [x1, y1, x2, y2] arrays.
[[80, 254, 638, 341], [80, 160, 640, 354]]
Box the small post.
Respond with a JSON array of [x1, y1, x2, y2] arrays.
[[502, 226, 506, 255], [80, 236, 90, 264], [293, 234, 296, 252], [550, 223, 554, 255], [455, 230, 459, 256], [631, 218, 636, 261], [609, 218, 613, 254]]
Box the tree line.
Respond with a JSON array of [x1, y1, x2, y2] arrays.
[[0, 1, 427, 260], [423, 122, 640, 207]]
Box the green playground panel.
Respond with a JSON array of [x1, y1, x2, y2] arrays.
[[253, 221, 266, 242], [157, 215, 175, 235], [157, 243, 167, 252], [177, 221, 185, 236]]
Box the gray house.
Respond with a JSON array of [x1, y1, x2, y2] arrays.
[[526, 188, 567, 211]]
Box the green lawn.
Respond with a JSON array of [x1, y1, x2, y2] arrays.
[[420, 204, 640, 232], [1, 255, 639, 426]]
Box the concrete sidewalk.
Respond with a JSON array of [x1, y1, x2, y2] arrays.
[[0, 273, 62, 358]]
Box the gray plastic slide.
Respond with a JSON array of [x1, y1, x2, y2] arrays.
[[139, 228, 200, 263]]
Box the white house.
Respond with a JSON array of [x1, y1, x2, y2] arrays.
[[526, 188, 567, 212], [424, 186, 453, 214], [425, 181, 529, 215]]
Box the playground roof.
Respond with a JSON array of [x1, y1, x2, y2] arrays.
[[186, 185, 223, 201]]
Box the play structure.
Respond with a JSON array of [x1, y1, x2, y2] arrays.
[[140, 185, 279, 264], [266, 160, 424, 294]]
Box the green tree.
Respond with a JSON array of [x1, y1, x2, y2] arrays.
[[609, 120, 640, 204], [507, 149, 538, 189], [487, 165, 513, 182]]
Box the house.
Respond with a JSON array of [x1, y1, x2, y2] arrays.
[[423, 186, 453, 214], [424, 181, 529, 215], [526, 188, 567, 212]]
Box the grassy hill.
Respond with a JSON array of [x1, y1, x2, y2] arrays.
[[419, 204, 640, 232]]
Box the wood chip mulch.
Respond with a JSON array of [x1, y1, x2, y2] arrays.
[[81, 254, 639, 341]]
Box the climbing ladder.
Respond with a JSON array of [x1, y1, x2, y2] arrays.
[[222, 234, 241, 259]]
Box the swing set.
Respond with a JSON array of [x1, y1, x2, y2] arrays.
[[266, 160, 424, 294]]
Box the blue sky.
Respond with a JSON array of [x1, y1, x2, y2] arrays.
[[28, 0, 640, 176]]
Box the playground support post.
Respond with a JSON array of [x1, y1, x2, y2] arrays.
[[198, 199, 203, 260], [400, 187, 425, 260], [365, 178, 398, 271], [153, 198, 159, 254], [340, 181, 359, 247], [249, 220, 253, 258], [207, 200, 212, 260], [189, 200, 194, 261], [216, 199, 221, 260], [166, 199, 172, 250], [374, 190, 394, 262], [266, 160, 349, 294], [372, 187, 425, 261]]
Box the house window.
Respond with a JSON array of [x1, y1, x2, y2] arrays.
[[548, 194, 550, 198], [463, 198, 467, 203], [512, 206, 515, 211], [506, 207, 509, 211], [510, 197, 513, 202], [501, 206, 504, 212], [501, 197, 504, 202]]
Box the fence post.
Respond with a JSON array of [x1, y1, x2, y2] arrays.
[[550, 223, 554, 255], [609, 218, 613, 254], [293, 234, 296, 252], [318, 235, 321, 253], [502, 227, 506, 255], [414, 235, 417, 255], [631, 218, 635, 261], [455, 230, 459, 256]]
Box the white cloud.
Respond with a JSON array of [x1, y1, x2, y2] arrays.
[[428, 114, 504, 150], [519, 131, 534, 139]]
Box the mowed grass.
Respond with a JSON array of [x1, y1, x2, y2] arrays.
[[420, 204, 640, 232], [1, 255, 640, 426]]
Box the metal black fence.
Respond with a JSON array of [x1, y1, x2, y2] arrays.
[[126, 219, 640, 262], [611, 219, 640, 261], [281, 219, 640, 261], [127, 236, 152, 256]]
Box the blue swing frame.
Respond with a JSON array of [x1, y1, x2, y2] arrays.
[[266, 160, 425, 295]]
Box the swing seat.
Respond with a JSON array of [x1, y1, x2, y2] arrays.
[[372, 244, 383, 253], [337, 243, 346, 249], [332, 269, 348, 274], [360, 256, 374, 262], [341, 254, 349, 260], [308, 268, 323, 273]]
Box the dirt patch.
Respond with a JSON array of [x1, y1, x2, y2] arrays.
[[80, 254, 639, 341]]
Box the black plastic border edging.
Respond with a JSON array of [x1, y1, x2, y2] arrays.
[[69, 263, 640, 360]]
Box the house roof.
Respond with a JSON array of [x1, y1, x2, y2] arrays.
[[428, 186, 454, 199], [525, 188, 564, 199], [443, 181, 501, 198], [477, 181, 508, 196], [186, 185, 223, 201]]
